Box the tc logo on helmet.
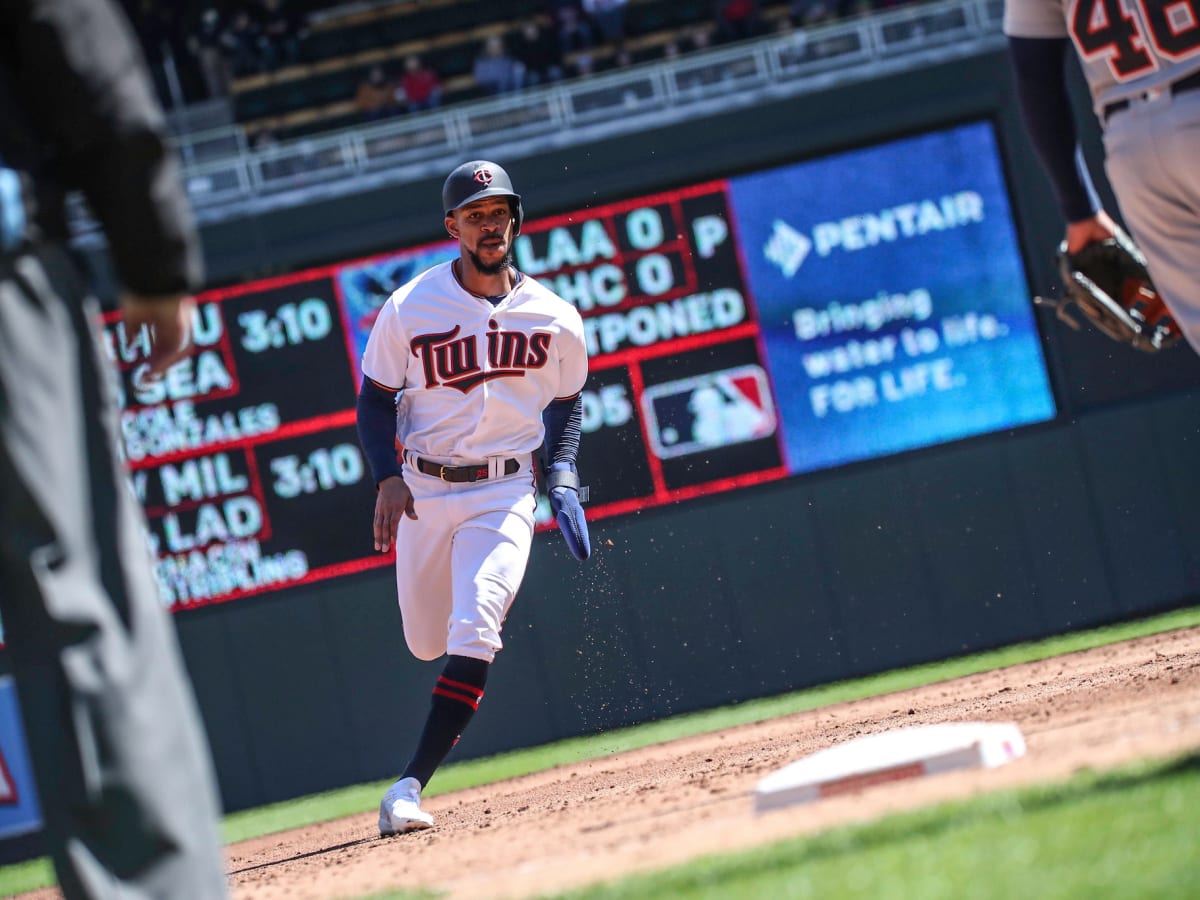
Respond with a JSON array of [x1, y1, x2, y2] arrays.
[[473, 166, 493, 186]]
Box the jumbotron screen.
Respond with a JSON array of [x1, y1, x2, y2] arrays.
[[102, 119, 1056, 613]]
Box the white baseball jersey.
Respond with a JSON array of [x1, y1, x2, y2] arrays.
[[361, 260, 588, 462], [1004, 0, 1200, 115]]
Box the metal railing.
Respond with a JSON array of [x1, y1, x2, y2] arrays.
[[71, 0, 1005, 237]]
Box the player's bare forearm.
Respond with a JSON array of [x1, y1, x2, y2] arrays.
[[1065, 211, 1117, 254], [373, 476, 416, 552], [121, 293, 196, 377]]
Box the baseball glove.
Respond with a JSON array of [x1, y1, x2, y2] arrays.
[[1036, 226, 1181, 353]]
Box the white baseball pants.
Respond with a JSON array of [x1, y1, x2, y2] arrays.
[[393, 456, 537, 662]]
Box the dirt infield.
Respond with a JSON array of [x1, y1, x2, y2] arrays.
[[21, 624, 1200, 899]]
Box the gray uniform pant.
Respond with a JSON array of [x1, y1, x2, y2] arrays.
[[1103, 87, 1200, 356], [0, 244, 228, 898]]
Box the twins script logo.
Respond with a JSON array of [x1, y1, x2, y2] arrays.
[[412, 324, 550, 392]]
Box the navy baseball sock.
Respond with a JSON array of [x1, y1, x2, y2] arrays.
[[401, 655, 490, 789]]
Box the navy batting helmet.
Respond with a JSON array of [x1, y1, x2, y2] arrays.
[[442, 160, 524, 234]]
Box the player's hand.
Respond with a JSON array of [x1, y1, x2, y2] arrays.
[[120, 293, 196, 379], [1065, 211, 1118, 255], [374, 476, 416, 552]]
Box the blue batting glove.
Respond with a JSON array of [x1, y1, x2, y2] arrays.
[[547, 464, 590, 562]]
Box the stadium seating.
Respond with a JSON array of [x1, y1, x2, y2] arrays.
[[231, 0, 796, 141]]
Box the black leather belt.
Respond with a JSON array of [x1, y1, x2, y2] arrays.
[[1103, 68, 1200, 121], [414, 457, 520, 482]]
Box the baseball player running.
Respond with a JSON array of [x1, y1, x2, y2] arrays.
[[1004, 0, 1200, 354], [356, 160, 591, 835]]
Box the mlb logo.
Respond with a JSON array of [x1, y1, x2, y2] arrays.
[[641, 365, 777, 459], [0, 678, 42, 838]]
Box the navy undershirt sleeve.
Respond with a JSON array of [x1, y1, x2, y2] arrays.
[[541, 394, 583, 472], [356, 377, 403, 485], [1007, 36, 1098, 223]]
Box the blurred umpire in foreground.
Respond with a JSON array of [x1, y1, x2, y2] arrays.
[[0, 1, 229, 896]]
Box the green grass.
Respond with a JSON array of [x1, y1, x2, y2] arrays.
[[547, 754, 1200, 900], [1, 604, 1197, 897], [0, 857, 53, 898]]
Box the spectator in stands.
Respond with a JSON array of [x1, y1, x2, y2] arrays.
[[674, 27, 717, 91], [687, 24, 714, 53], [253, 127, 279, 152], [516, 18, 566, 86], [190, 5, 233, 99], [582, 0, 629, 46], [612, 44, 634, 70], [713, 0, 765, 44], [252, 127, 289, 179], [128, 0, 176, 106], [473, 34, 525, 95], [258, 0, 307, 71], [130, 1, 212, 106], [222, 6, 264, 77], [572, 49, 596, 78], [399, 54, 443, 112], [839, 0, 877, 17], [790, 0, 836, 26], [549, 0, 593, 55], [355, 64, 401, 121]]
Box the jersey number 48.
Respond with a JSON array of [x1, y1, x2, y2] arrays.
[[1071, 0, 1200, 79]]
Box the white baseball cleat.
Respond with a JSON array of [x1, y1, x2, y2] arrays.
[[379, 776, 434, 836]]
